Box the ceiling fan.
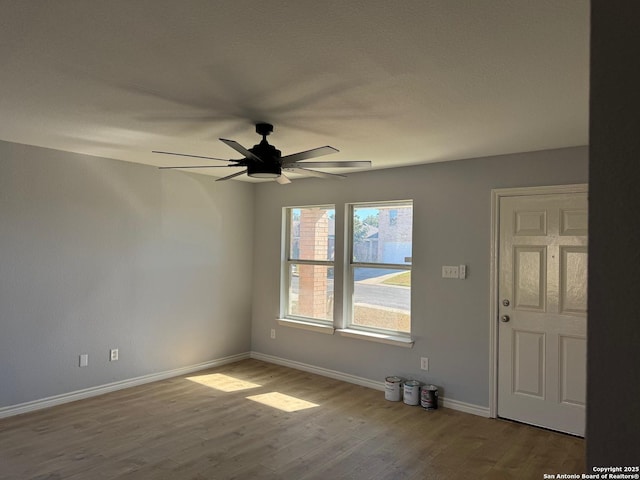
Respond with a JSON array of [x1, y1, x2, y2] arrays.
[[153, 123, 371, 184]]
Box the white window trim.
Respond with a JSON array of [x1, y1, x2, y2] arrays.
[[345, 201, 414, 337], [336, 328, 414, 348], [281, 205, 335, 326], [278, 201, 415, 348], [277, 318, 335, 335]]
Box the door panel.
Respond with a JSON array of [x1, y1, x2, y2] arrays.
[[498, 192, 587, 436], [514, 246, 547, 311], [560, 247, 588, 315], [559, 335, 587, 406], [515, 210, 547, 236], [513, 330, 545, 398], [560, 209, 588, 236]]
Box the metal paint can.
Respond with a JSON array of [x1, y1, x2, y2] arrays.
[[421, 384, 438, 410], [384, 376, 403, 401], [403, 380, 421, 405]]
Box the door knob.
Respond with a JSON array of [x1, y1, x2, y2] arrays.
[[500, 315, 510, 322]]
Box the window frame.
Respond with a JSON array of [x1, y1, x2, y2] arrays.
[[345, 200, 413, 337], [281, 204, 335, 325]]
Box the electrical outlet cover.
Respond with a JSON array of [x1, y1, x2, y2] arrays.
[[79, 354, 89, 367], [420, 357, 429, 370]]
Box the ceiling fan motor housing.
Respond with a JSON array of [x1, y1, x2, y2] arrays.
[[248, 124, 283, 177], [250, 139, 281, 160]]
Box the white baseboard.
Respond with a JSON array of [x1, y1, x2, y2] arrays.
[[1, 351, 491, 420], [250, 351, 490, 418], [440, 397, 490, 417], [0, 352, 250, 419], [250, 351, 384, 391]]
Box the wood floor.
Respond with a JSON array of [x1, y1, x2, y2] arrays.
[[0, 359, 584, 480]]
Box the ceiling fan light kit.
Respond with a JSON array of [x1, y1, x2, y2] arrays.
[[247, 164, 281, 179], [154, 123, 371, 184]]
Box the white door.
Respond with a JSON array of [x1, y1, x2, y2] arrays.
[[498, 192, 588, 436]]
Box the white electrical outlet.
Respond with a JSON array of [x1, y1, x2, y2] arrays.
[[420, 357, 429, 370], [270, 328, 276, 339], [79, 354, 89, 367], [110, 348, 119, 361], [442, 266, 459, 278]]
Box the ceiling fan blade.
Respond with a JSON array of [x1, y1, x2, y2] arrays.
[[152, 150, 229, 162], [159, 165, 241, 170], [285, 167, 346, 179], [219, 139, 263, 163], [280, 146, 339, 164], [275, 173, 292, 185], [288, 160, 372, 169], [215, 170, 248, 182]]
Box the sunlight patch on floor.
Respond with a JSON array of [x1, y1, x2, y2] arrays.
[[186, 373, 262, 392], [246, 392, 320, 412]]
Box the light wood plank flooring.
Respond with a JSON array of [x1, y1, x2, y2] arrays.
[[0, 359, 584, 479]]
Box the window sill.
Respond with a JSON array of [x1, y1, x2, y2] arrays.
[[335, 328, 414, 348], [277, 318, 335, 335]]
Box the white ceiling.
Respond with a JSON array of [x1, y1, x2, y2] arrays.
[[0, 1, 589, 182]]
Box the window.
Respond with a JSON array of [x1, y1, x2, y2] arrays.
[[283, 205, 335, 323], [280, 201, 413, 345], [389, 209, 398, 226], [348, 201, 413, 335]]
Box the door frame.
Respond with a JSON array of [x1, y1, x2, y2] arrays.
[[488, 183, 588, 418]]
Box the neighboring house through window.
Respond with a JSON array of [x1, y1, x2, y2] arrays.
[[349, 201, 413, 335]]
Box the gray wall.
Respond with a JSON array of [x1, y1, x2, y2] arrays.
[[251, 146, 588, 408], [587, 0, 640, 466], [0, 141, 255, 408], [0, 140, 590, 413]]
